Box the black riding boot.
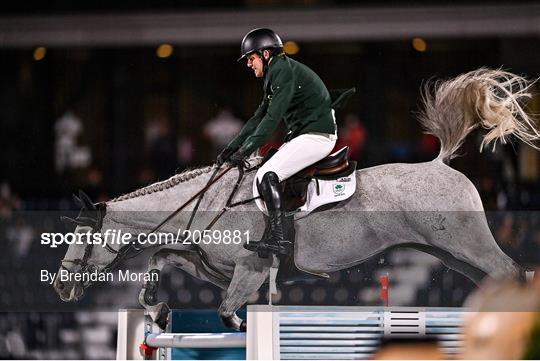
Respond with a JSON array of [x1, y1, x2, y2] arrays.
[[244, 172, 292, 257]]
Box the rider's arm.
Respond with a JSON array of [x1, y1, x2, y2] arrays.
[[238, 65, 295, 155], [226, 99, 268, 150]]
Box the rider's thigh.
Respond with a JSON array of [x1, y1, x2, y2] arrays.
[[256, 133, 336, 182]]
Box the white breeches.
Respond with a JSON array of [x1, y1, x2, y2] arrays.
[[256, 132, 337, 183]]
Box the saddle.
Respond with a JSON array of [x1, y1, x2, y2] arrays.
[[260, 146, 357, 212]]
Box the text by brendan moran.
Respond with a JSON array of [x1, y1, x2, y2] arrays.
[[41, 269, 158, 284]]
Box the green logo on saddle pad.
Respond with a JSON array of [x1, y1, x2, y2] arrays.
[[333, 183, 345, 195]]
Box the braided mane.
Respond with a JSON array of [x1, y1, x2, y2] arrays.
[[109, 156, 264, 203], [110, 165, 215, 202]]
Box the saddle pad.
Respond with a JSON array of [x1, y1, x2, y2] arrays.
[[254, 168, 356, 216]]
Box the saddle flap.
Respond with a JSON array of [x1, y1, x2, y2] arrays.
[[254, 161, 357, 216], [300, 161, 357, 213]]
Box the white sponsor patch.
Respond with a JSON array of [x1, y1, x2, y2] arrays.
[[254, 169, 356, 216]]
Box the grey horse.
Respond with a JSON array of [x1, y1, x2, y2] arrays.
[[54, 69, 539, 331]]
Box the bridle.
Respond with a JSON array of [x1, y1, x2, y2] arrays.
[[60, 238, 142, 289], [59, 200, 126, 289], [59, 163, 260, 288]]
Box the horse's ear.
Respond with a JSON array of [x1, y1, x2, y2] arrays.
[[60, 215, 79, 226], [73, 194, 83, 208], [78, 190, 96, 210]]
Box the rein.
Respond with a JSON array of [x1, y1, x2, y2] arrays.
[[60, 163, 260, 287], [149, 165, 233, 234], [191, 164, 260, 282]]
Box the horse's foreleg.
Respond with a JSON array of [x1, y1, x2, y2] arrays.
[[218, 253, 272, 332], [138, 248, 180, 329], [140, 248, 237, 330], [139, 248, 222, 329]]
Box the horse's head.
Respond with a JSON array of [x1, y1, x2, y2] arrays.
[[54, 191, 113, 302]]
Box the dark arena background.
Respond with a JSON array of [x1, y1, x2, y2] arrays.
[[1, 1, 540, 360]]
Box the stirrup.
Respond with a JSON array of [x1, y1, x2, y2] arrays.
[[244, 239, 292, 258]]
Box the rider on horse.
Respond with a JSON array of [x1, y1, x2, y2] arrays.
[[217, 28, 338, 257]]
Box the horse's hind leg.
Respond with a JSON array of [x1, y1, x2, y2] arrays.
[[218, 253, 272, 331], [405, 243, 487, 285], [426, 211, 525, 281], [139, 248, 230, 330]]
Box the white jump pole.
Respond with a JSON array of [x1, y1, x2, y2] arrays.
[[145, 332, 246, 349]]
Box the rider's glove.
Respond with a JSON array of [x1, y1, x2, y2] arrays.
[[217, 146, 238, 166], [229, 150, 248, 168]]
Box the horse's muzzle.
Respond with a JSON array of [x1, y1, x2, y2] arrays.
[[54, 277, 84, 302]]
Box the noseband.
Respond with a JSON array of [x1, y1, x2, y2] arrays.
[[60, 238, 143, 288]]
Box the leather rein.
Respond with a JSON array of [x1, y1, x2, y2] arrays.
[[60, 164, 259, 288]]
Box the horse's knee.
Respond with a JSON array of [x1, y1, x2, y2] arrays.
[[148, 249, 172, 267]]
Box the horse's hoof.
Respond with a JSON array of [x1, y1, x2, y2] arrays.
[[243, 241, 260, 252], [240, 320, 247, 332], [220, 314, 245, 331], [143, 270, 161, 306], [155, 303, 170, 330]]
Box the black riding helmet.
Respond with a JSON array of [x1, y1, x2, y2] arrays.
[[238, 28, 283, 62]]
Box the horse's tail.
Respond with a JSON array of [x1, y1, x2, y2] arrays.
[[418, 68, 540, 163]]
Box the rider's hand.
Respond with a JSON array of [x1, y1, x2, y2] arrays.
[[229, 150, 248, 168], [217, 146, 237, 166]]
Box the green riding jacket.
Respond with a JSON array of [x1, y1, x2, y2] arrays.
[[228, 54, 339, 155]]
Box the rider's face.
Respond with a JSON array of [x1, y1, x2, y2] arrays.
[[247, 53, 264, 78]]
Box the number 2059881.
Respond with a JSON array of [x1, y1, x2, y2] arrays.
[[181, 230, 250, 245]]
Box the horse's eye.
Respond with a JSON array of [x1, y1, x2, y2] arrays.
[[87, 264, 98, 273]]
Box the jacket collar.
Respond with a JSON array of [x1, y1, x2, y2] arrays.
[[263, 54, 286, 89]]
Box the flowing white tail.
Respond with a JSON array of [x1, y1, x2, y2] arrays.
[[419, 68, 540, 163]]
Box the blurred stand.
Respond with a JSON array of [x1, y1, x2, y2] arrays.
[[54, 110, 91, 175], [335, 113, 367, 162], [145, 119, 177, 180], [203, 108, 243, 159]]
